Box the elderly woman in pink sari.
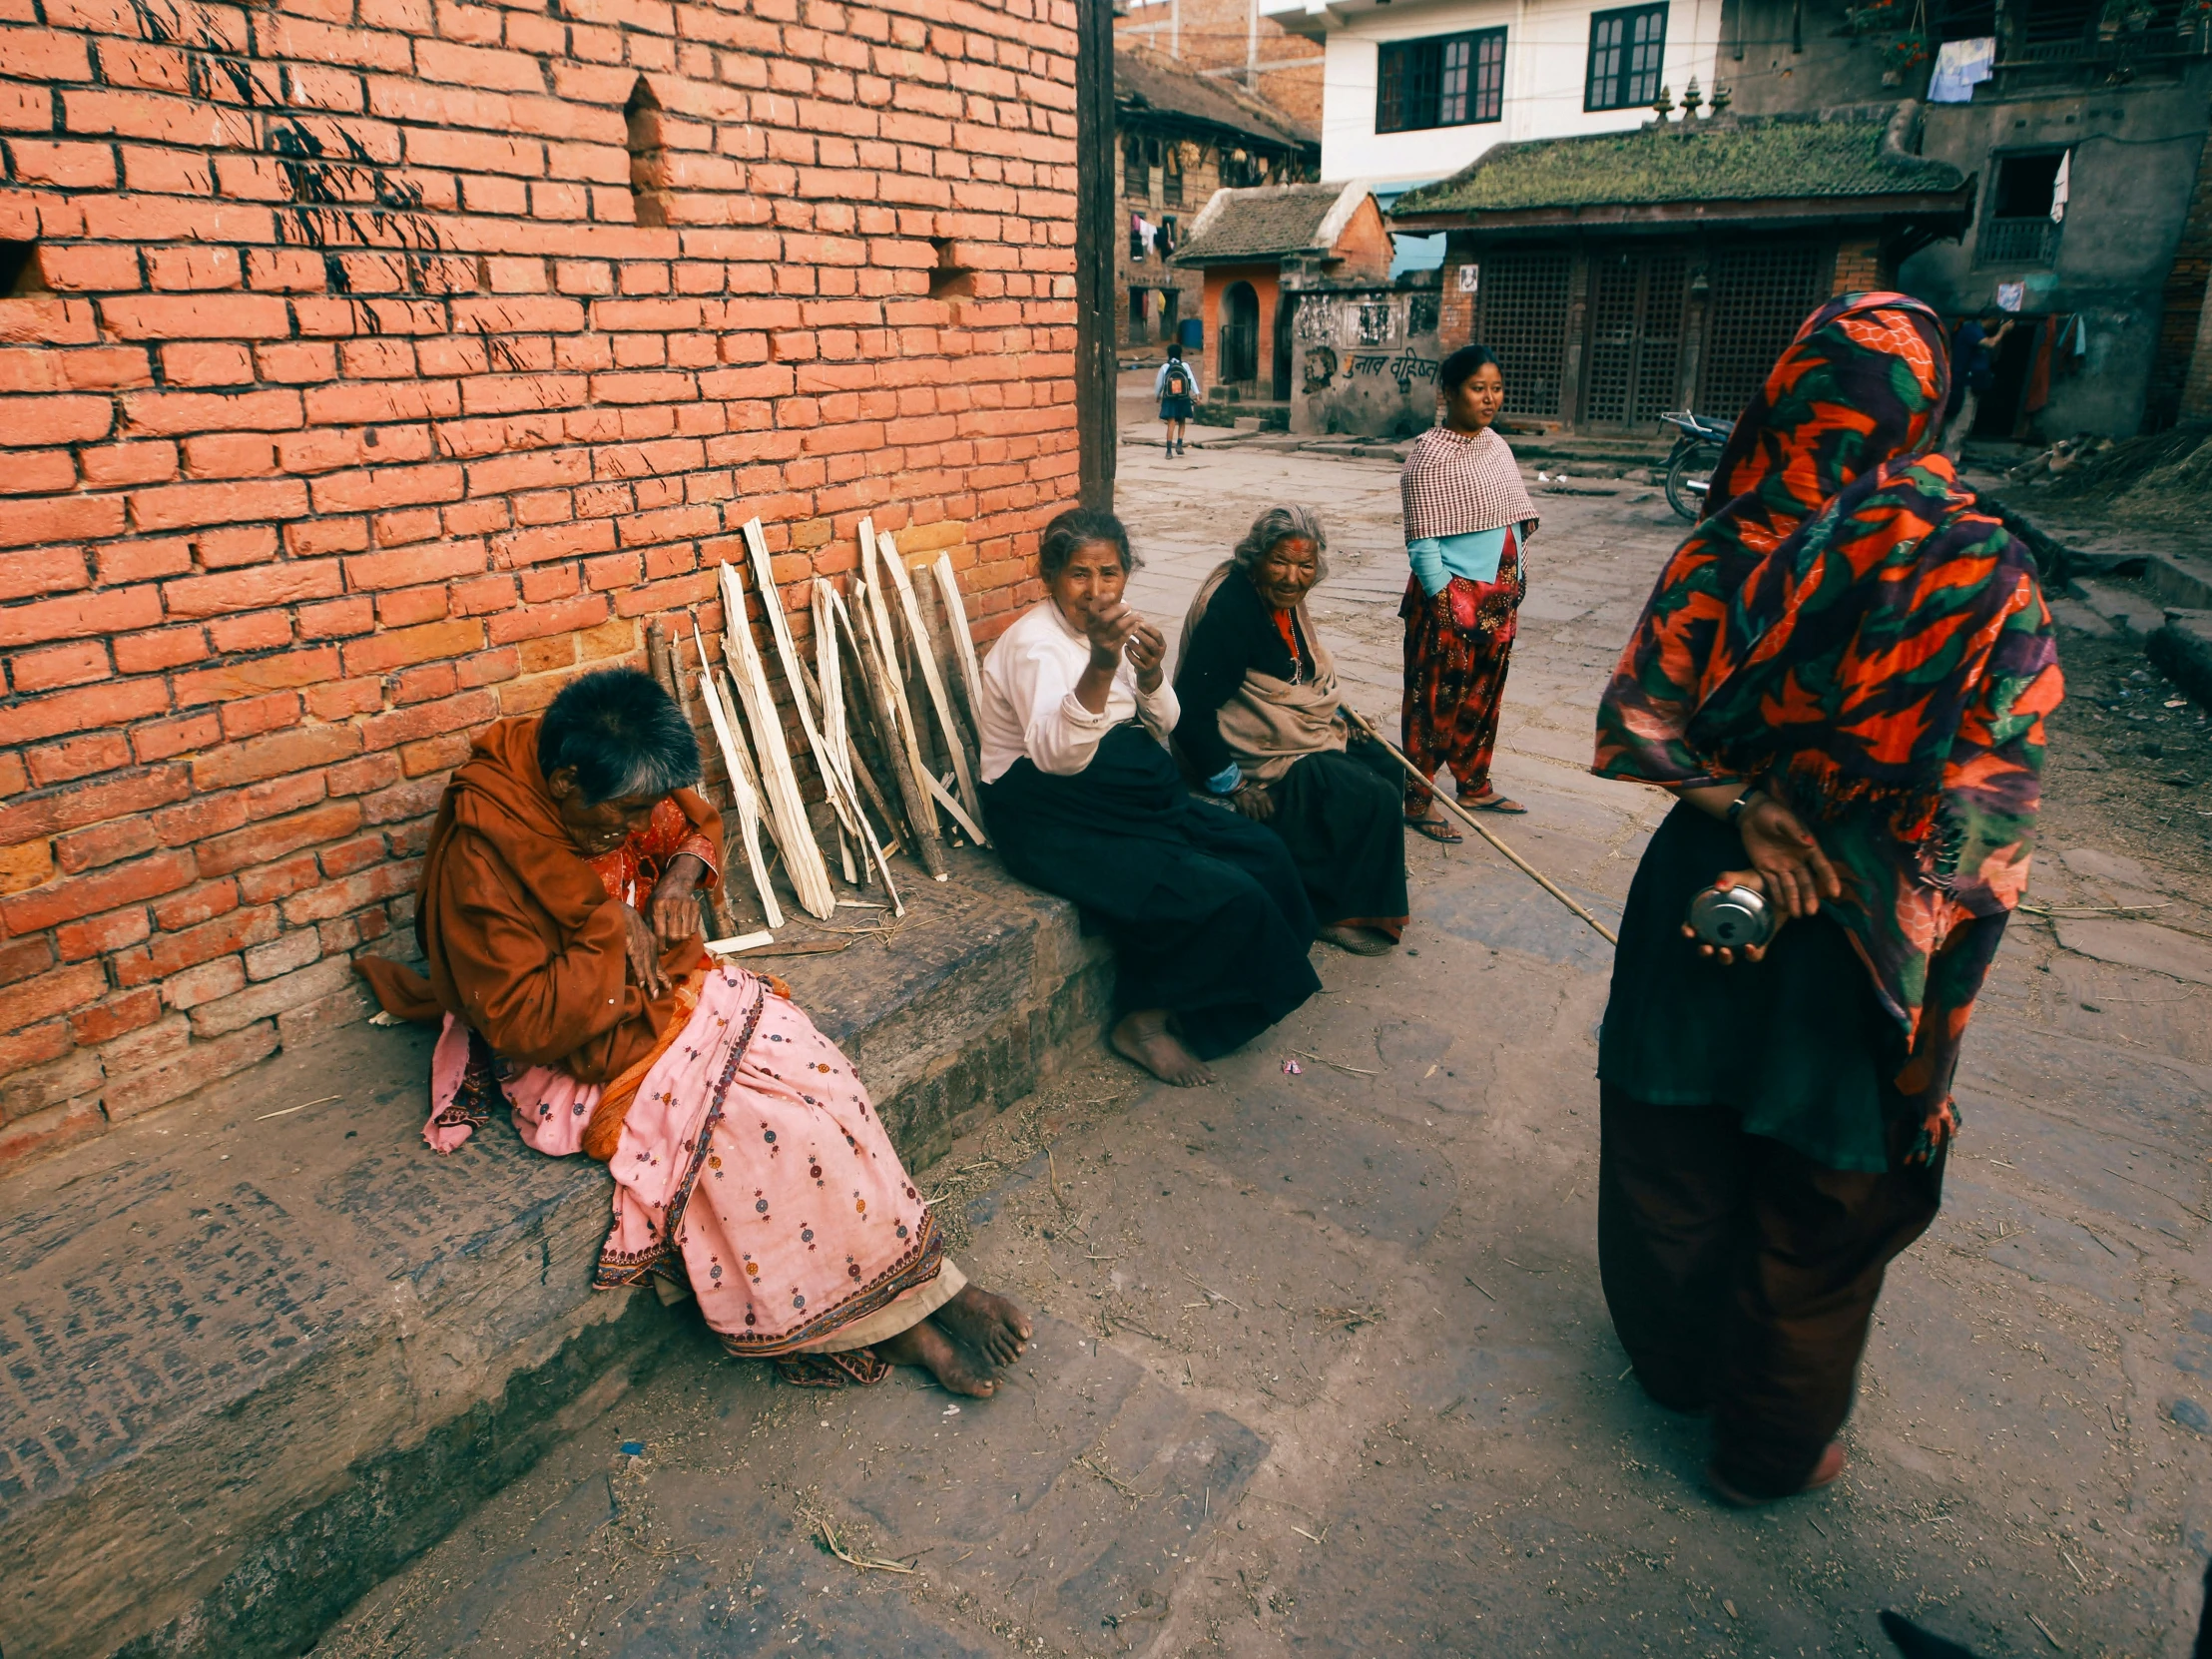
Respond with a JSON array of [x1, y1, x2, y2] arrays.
[[359, 668, 1028, 1393]]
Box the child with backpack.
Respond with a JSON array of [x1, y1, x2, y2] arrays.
[[1155, 346, 1200, 457]]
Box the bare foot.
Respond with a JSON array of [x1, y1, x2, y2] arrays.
[[877, 1318, 999, 1397], [930, 1283, 1031, 1367], [1318, 923, 1395, 956], [1111, 1009, 1213, 1087]]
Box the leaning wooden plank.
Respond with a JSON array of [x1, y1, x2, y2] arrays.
[[836, 584, 949, 882], [877, 528, 983, 833], [795, 642, 905, 858], [921, 770, 988, 847], [814, 579, 904, 916], [858, 520, 940, 824], [705, 929, 777, 956], [716, 559, 838, 920], [652, 617, 754, 938], [739, 517, 862, 852], [690, 618, 783, 931], [929, 553, 986, 736]]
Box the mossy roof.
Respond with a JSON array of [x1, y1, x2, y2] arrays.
[[1393, 115, 1965, 219]]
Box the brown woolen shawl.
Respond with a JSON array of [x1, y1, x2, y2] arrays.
[[357, 716, 721, 1159]]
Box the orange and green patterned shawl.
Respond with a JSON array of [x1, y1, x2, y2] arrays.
[[1592, 292, 2064, 1160]]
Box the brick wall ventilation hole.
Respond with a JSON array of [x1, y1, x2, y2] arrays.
[[0, 241, 38, 296], [624, 78, 671, 232], [928, 239, 976, 301]]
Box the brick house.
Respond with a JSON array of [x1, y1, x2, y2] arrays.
[[0, 0, 1082, 1164], [1113, 44, 1316, 353], [1170, 178, 1388, 407], [1393, 101, 1972, 433]]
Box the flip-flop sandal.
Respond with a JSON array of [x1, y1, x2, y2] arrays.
[[1404, 814, 1463, 843], [1461, 793, 1527, 815]]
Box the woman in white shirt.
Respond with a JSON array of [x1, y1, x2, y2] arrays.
[[978, 508, 1320, 1087]]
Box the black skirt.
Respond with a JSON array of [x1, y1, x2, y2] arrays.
[[1267, 747, 1408, 930], [1597, 802, 1903, 1173], [982, 725, 1321, 1059]]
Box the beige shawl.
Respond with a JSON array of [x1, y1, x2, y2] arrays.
[[1176, 562, 1346, 785]]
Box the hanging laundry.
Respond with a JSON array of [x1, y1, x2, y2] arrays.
[[2049, 151, 2070, 224], [1927, 36, 1995, 102], [2024, 314, 2056, 414], [1138, 217, 1158, 255], [1129, 213, 1146, 262]]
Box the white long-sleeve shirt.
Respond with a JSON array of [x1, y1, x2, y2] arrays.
[[977, 600, 1180, 783]]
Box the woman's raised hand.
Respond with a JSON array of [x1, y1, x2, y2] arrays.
[[619, 903, 672, 999], [1079, 598, 1144, 664]]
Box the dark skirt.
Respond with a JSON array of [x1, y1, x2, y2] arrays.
[[1159, 395, 1194, 421], [1267, 746, 1408, 935], [1598, 801, 1903, 1172], [982, 724, 1321, 1059]]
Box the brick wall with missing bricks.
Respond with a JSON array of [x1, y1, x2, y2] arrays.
[[0, 0, 1079, 1166]]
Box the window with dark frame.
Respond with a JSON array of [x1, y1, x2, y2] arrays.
[[1585, 3, 1668, 111], [1377, 28, 1506, 133], [1977, 148, 2067, 268], [1163, 144, 1183, 207]]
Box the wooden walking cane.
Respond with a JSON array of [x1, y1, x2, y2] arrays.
[[1342, 706, 1619, 947]]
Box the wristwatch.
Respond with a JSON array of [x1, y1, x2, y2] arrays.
[[1726, 788, 1761, 830]]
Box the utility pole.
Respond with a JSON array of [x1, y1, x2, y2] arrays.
[[1075, 0, 1118, 511]]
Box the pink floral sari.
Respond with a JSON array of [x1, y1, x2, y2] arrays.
[[422, 964, 952, 1384]]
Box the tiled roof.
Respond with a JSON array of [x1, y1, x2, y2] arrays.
[[1393, 109, 1965, 218], [1173, 181, 1359, 263], [1114, 46, 1317, 153]]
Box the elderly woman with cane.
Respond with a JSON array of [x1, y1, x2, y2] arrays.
[[357, 668, 1031, 1395], [1173, 505, 1407, 954], [1590, 293, 2062, 1503]]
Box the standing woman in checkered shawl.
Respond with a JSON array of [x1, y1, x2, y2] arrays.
[[1397, 344, 1541, 834]]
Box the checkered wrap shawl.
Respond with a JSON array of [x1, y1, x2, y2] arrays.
[[1399, 425, 1538, 543]]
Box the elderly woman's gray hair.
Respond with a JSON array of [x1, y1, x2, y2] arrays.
[[1231, 505, 1329, 576]]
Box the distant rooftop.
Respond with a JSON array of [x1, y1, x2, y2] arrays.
[[1173, 180, 1369, 265], [1393, 108, 1966, 223], [1115, 45, 1317, 155]]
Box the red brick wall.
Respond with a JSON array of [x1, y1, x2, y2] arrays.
[[2149, 131, 2212, 429], [1831, 237, 1885, 294], [0, 0, 1078, 1164]]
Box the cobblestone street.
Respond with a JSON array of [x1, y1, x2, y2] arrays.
[[317, 439, 2212, 1659]]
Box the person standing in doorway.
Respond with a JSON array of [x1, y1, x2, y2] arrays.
[[1155, 345, 1200, 458], [1396, 343, 1540, 838], [1940, 307, 2011, 459]]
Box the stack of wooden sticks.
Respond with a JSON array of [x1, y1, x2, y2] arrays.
[[641, 516, 993, 951]]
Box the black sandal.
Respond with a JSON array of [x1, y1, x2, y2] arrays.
[[1404, 812, 1463, 844]]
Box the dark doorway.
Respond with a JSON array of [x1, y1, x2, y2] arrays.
[[1974, 316, 2039, 439], [1272, 292, 1296, 401], [1221, 280, 1260, 386]]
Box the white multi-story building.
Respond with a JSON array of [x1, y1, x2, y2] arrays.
[[1261, 0, 1727, 185]]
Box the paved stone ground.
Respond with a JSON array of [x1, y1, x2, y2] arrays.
[[313, 440, 2212, 1659]]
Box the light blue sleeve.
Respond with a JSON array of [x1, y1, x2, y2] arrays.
[[1203, 762, 1242, 795], [1406, 537, 1451, 597]]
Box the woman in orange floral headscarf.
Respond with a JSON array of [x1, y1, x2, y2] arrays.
[[1589, 293, 2062, 1505]]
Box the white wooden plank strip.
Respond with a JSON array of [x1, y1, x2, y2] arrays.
[[688, 618, 782, 932], [716, 559, 837, 920], [814, 578, 903, 917], [878, 529, 983, 832]]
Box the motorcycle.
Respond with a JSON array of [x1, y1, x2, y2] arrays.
[[1658, 410, 1734, 522]]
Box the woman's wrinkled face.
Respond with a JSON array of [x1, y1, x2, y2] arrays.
[[1444, 363, 1505, 432], [1047, 539, 1130, 627], [1252, 536, 1320, 611], [547, 769, 662, 858]]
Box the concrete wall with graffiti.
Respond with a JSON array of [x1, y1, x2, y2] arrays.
[[1288, 277, 1444, 440]]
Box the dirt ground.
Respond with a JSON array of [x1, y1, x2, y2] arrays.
[[312, 439, 2212, 1659]]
